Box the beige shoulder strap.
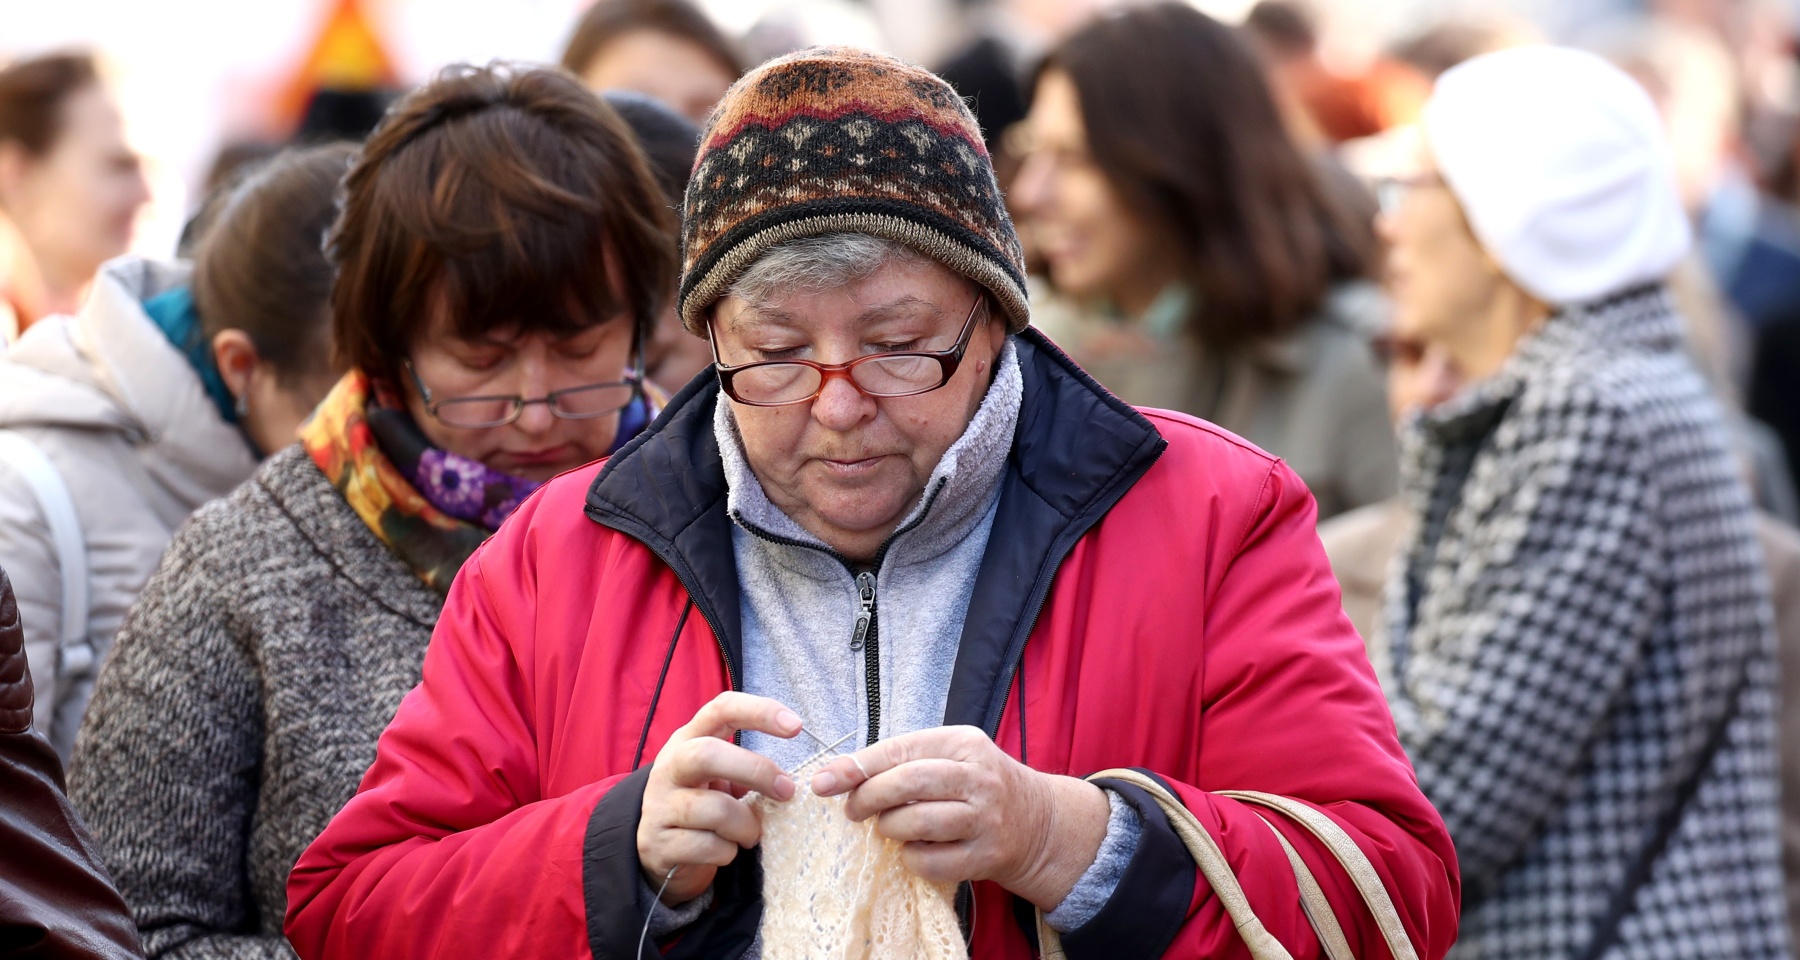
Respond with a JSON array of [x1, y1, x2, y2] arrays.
[[1220, 789, 1421, 960], [1250, 808, 1354, 960], [1035, 770, 1419, 960]]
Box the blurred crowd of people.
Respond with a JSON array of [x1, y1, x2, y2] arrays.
[[2, 0, 1800, 957]]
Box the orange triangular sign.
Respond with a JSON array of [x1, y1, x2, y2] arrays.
[[278, 0, 397, 128]]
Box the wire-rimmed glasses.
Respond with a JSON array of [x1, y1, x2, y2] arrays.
[[709, 296, 987, 407], [404, 359, 645, 429]]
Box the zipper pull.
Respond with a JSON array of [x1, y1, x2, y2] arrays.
[[850, 571, 876, 651]]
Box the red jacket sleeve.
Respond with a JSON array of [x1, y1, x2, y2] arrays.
[[1063, 460, 1460, 960], [284, 541, 614, 959]]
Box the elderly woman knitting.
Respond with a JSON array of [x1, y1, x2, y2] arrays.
[[286, 48, 1458, 960]]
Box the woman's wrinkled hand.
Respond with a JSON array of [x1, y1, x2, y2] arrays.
[[810, 725, 1111, 910], [637, 692, 801, 904]]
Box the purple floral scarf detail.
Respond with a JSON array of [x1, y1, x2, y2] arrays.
[[413, 447, 540, 530], [363, 408, 537, 532]]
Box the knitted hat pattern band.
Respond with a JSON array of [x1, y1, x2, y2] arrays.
[[679, 47, 1030, 335]]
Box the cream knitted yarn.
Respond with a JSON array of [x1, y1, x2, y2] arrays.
[[752, 760, 968, 960]]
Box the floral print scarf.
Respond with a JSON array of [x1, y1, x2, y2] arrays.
[[301, 369, 658, 591]]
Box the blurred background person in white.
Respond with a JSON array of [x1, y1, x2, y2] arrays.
[[0, 144, 347, 760]]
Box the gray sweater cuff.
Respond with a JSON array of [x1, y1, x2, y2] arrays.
[[1042, 787, 1143, 932], [639, 875, 715, 938]]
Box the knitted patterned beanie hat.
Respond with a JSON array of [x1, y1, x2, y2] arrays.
[[678, 46, 1029, 335]]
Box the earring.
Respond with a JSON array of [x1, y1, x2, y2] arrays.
[[235, 393, 249, 418]]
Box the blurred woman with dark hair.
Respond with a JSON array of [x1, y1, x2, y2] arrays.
[[561, 0, 742, 124], [0, 51, 150, 339], [1012, 2, 1396, 519], [67, 63, 676, 959]]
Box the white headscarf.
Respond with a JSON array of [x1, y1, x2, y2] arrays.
[[1422, 46, 1691, 306]]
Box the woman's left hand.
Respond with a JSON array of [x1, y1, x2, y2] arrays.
[[810, 725, 1112, 910]]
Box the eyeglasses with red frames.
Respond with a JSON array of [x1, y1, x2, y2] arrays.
[[709, 296, 987, 407]]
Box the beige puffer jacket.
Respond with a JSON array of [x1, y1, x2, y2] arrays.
[[0, 257, 256, 759]]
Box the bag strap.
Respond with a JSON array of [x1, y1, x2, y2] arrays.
[[1220, 790, 1421, 960], [1250, 809, 1355, 960], [1576, 650, 1757, 960], [0, 430, 89, 647], [1036, 769, 1422, 960], [1037, 768, 1296, 960]]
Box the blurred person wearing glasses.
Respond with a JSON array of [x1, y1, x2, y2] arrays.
[[65, 64, 673, 959], [286, 48, 1457, 960], [601, 89, 717, 395], [1375, 47, 1787, 959]]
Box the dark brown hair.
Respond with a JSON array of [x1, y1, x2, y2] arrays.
[[0, 52, 99, 157], [328, 62, 677, 387], [192, 143, 354, 387], [559, 0, 743, 84], [1039, 3, 1376, 348], [1244, 0, 1317, 59], [602, 89, 699, 208]]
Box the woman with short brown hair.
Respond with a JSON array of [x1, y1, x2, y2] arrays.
[[68, 62, 675, 958], [1012, 2, 1395, 519]]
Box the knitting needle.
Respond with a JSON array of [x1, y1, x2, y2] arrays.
[[639, 866, 679, 956], [788, 729, 856, 774], [798, 724, 850, 753]]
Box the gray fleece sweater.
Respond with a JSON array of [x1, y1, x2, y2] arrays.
[[711, 342, 1139, 933]]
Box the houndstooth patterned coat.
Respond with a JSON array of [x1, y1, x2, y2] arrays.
[[1384, 286, 1791, 959]]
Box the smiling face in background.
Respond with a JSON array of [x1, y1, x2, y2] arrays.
[[1010, 68, 1173, 313], [0, 82, 150, 304], [712, 257, 1007, 562], [404, 307, 638, 482]]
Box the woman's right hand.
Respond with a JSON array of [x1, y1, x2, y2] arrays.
[[637, 692, 801, 904]]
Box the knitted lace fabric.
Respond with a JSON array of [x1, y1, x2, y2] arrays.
[[752, 760, 968, 960]]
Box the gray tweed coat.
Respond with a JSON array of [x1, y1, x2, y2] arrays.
[[1386, 287, 1790, 959], [67, 445, 439, 959]]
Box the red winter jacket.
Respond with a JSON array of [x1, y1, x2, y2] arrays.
[[285, 332, 1459, 959]]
